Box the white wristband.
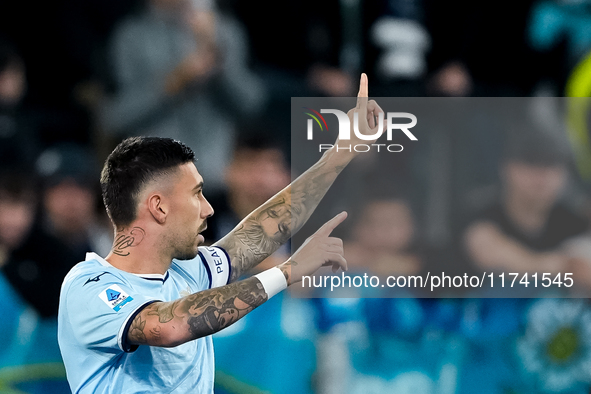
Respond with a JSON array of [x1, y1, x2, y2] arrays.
[[254, 267, 288, 299]]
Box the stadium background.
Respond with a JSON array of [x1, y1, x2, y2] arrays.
[[1, 0, 591, 393]]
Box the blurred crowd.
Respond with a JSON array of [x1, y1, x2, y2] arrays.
[[2, 0, 591, 393]]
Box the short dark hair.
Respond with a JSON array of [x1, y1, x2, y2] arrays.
[[101, 137, 195, 226]]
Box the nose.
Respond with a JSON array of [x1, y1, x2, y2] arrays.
[[202, 195, 214, 218]]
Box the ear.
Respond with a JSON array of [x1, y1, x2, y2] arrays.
[[147, 193, 167, 224]]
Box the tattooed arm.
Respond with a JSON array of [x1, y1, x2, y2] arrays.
[[214, 150, 351, 282], [215, 73, 385, 282], [128, 212, 348, 347], [128, 276, 269, 347]]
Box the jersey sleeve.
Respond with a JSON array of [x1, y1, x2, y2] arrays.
[[198, 246, 232, 288], [63, 272, 159, 353]]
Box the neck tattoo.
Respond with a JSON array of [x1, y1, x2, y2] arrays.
[[113, 227, 146, 256]]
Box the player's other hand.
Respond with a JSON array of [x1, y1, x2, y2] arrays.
[[335, 73, 386, 150], [279, 212, 348, 285]]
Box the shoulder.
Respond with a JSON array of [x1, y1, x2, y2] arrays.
[[61, 257, 128, 298]]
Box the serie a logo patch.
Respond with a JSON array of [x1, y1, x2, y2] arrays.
[[98, 284, 134, 312]]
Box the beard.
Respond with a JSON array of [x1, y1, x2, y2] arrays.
[[172, 246, 199, 261], [170, 220, 207, 261]]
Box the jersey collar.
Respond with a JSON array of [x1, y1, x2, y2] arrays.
[[85, 252, 169, 282]]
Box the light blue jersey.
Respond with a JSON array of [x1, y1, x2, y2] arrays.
[[58, 246, 231, 394]]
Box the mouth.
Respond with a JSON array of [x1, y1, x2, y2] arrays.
[[196, 222, 207, 244]]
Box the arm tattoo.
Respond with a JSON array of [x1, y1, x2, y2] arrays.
[[112, 227, 146, 256], [216, 156, 347, 281], [146, 301, 178, 323], [127, 277, 268, 346], [149, 326, 162, 339], [128, 314, 147, 344]]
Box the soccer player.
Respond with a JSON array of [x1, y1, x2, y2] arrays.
[[58, 74, 384, 393]]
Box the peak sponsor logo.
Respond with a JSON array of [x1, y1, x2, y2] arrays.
[[303, 107, 417, 152]]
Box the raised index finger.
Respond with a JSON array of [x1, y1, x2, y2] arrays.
[[315, 211, 348, 237], [356, 73, 369, 111], [358, 73, 368, 98]]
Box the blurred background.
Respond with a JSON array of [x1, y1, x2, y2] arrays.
[[2, 0, 591, 392]]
